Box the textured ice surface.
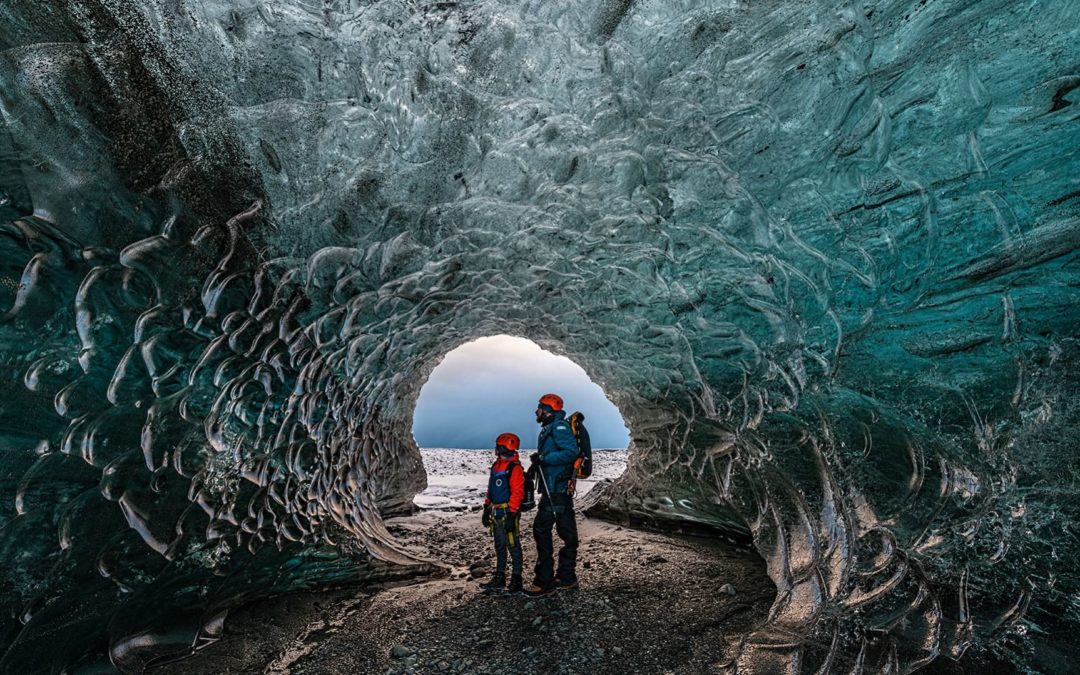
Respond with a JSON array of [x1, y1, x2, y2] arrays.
[[0, 0, 1078, 671]]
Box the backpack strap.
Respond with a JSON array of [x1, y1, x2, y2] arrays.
[[537, 424, 552, 451]]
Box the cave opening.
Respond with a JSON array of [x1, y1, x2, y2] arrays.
[[409, 335, 630, 512]]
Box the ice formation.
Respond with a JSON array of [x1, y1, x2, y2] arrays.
[[1, 0, 1077, 671]]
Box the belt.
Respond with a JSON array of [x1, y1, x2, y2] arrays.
[[491, 502, 509, 509]]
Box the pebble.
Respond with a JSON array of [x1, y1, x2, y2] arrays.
[[720, 583, 737, 596], [613, 647, 623, 655], [390, 644, 415, 658]]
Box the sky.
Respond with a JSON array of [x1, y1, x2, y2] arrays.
[[412, 335, 630, 449]]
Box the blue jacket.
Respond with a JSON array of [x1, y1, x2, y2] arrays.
[[536, 410, 579, 496]]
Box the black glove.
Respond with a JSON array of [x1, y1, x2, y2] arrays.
[[529, 452, 540, 465], [482, 504, 491, 528], [507, 511, 519, 535], [520, 477, 536, 511]]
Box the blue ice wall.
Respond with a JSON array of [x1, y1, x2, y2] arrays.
[[0, 0, 1077, 672]]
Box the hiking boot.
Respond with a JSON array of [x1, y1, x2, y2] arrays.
[[554, 577, 579, 590], [506, 574, 523, 594], [523, 583, 556, 598], [479, 573, 505, 591]]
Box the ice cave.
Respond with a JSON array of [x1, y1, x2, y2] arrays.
[[0, 0, 1078, 672]]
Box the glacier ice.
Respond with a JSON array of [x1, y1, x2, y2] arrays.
[[1, 0, 1078, 671]]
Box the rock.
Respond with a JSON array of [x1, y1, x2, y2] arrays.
[[613, 647, 623, 655], [720, 583, 737, 596], [438, 660, 450, 671], [532, 616, 543, 626], [583, 561, 591, 569], [390, 644, 415, 659]]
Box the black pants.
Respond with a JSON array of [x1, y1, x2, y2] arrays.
[[492, 511, 522, 577], [532, 494, 578, 587]]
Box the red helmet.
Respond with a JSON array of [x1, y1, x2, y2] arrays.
[[537, 393, 563, 411], [496, 432, 520, 452]]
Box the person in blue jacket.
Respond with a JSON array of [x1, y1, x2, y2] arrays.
[[524, 393, 581, 597]]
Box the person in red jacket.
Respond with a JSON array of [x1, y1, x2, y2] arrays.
[[480, 432, 526, 593]]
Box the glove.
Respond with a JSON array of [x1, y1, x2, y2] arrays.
[[529, 452, 540, 465], [482, 504, 491, 528]]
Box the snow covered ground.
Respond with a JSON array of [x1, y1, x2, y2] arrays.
[[413, 448, 628, 511]]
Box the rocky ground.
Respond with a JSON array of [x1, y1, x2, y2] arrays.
[[159, 451, 774, 674]]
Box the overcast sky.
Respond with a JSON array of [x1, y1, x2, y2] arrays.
[[412, 335, 630, 449]]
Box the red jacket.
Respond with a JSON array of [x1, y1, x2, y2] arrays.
[[485, 453, 525, 512]]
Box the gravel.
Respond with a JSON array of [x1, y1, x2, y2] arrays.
[[162, 510, 774, 675], [157, 453, 774, 675]]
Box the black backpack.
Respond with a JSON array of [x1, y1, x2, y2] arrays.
[[568, 411, 592, 479]]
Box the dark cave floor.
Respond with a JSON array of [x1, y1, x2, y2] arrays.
[[159, 508, 775, 675]]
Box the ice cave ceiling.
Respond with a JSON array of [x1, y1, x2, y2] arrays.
[[0, 0, 1077, 672]]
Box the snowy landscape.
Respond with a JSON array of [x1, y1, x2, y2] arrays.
[[413, 448, 629, 511]]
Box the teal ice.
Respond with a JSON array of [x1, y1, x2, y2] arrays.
[[0, 1, 1077, 672]]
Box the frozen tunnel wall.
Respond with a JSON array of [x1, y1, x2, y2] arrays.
[[0, 0, 1078, 672]]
